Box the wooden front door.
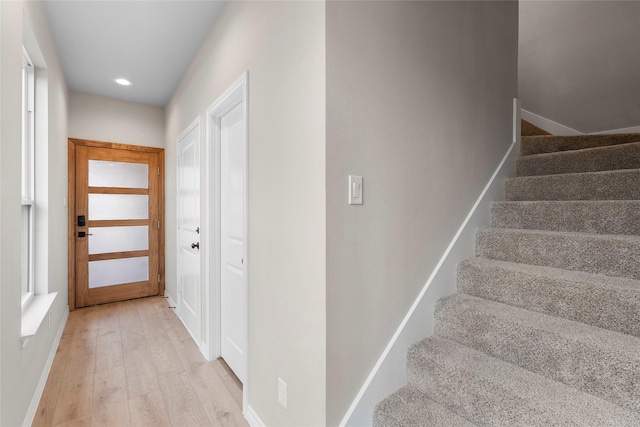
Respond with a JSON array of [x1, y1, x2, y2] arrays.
[[69, 139, 164, 309]]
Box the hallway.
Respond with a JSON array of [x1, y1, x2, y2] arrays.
[[32, 296, 247, 427]]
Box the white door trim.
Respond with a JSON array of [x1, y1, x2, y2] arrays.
[[204, 71, 250, 413], [175, 116, 205, 351]]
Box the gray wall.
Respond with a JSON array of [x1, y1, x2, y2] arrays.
[[519, 1, 640, 133], [326, 1, 518, 424], [68, 90, 165, 148], [0, 1, 69, 425]]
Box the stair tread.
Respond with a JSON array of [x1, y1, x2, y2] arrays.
[[505, 168, 640, 201], [437, 293, 640, 356], [521, 133, 640, 156], [374, 386, 474, 427], [476, 227, 640, 280], [408, 335, 640, 426], [521, 140, 640, 159], [479, 226, 640, 242], [516, 141, 640, 176], [492, 200, 640, 235], [496, 199, 640, 205], [435, 293, 640, 411], [463, 257, 640, 290], [458, 257, 640, 337]]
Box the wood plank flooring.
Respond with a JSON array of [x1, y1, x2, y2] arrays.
[[32, 296, 247, 427]]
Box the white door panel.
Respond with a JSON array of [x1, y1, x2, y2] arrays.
[[177, 121, 201, 345], [221, 101, 246, 383]]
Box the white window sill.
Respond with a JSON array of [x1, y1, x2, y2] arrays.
[[21, 291, 35, 308], [21, 292, 57, 348]]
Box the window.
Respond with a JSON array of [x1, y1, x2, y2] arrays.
[[21, 47, 35, 305]]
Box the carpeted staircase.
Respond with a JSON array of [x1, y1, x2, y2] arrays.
[[374, 132, 640, 426]]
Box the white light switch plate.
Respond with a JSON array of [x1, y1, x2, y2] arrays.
[[278, 377, 288, 409], [349, 175, 363, 205]]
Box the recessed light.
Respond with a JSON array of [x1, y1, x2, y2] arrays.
[[113, 78, 132, 86]]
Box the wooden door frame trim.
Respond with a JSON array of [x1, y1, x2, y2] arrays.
[[68, 138, 165, 310]]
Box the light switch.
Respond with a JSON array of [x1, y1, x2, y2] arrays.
[[349, 175, 363, 205]]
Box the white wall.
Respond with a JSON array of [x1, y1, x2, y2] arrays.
[[326, 1, 518, 425], [68, 90, 164, 148], [0, 1, 68, 425], [519, 1, 640, 133], [165, 2, 326, 425]]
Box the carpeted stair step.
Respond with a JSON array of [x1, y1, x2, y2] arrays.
[[373, 385, 474, 427], [457, 258, 640, 337], [491, 200, 640, 235], [407, 335, 640, 426], [505, 169, 640, 201], [521, 133, 640, 156], [521, 120, 551, 137], [476, 228, 640, 280], [434, 294, 640, 412], [516, 141, 640, 177]]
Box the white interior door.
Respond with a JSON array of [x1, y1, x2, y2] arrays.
[[220, 101, 246, 383], [177, 121, 201, 344]]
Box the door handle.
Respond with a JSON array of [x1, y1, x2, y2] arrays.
[[191, 242, 200, 250]]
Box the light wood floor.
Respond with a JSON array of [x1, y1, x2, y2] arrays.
[[32, 296, 248, 427]]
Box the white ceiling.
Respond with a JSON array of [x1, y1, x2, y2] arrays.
[[43, 1, 227, 107]]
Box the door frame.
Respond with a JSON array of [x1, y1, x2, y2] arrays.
[[67, 138, 165, 310], [204, 71, 249, 409]]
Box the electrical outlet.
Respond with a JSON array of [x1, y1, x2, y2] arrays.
[[278, 377, 287, 409]]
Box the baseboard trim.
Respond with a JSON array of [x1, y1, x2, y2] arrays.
[[165, 291, 177, 310], [591, 125, 640, 135], [521, 110, 640, 135], [339, 102, 521, 426], [245, 405, 266, 427], [521, 109, 582, 136], [22, 306, 69, 427]]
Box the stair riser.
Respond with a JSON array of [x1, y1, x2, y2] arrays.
[[457, 259, 640, 338], [505, 170, 640, 201], [491, 201, 640, 235], [434, 297, 640, 412], [476, 229, 640, 280], [516, 142, 640, 177], [521, 134, 640, 156], [521, 121, 551, 137]]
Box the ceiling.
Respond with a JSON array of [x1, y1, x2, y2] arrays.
[[43, 0, 227, 107]]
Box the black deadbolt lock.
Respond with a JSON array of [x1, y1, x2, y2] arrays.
[[78, 215, 86, 226]]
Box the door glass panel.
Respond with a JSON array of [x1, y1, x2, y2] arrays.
[[88, 256, 149, 288], [88, 226, 148, 254], [88, 194, 148, 220], [88, 160, 148, 189]]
